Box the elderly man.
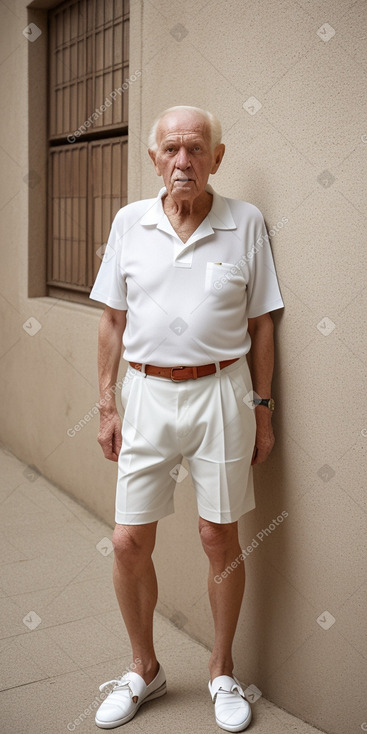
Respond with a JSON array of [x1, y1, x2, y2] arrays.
[[90, 105, 284, 732]]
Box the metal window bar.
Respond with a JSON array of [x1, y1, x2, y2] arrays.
[[47, 0, 128, 301]]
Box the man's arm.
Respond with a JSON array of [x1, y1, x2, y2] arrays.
[[97, 306, 127, 462], [247, 312, 275, 465]]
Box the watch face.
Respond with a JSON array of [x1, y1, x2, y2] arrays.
[[253, 398, 275, 410]]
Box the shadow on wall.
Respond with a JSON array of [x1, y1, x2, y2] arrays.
[[237, 308, 289, 693], [234, 169, 288, 696]]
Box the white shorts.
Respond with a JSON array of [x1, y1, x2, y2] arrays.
[[115, 356, 256, 525]]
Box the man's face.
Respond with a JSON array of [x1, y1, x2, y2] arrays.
[[149, 111, 225, 202]]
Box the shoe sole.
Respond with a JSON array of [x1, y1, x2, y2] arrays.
[[216, 707, 252, 732], [95, 681, 167, 729]]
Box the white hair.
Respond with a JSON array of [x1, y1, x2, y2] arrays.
[[148, 105, 222, 151]]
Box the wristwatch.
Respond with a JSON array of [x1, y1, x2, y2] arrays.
[[253, 397, 275, 411]]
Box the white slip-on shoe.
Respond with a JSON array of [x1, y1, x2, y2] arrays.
[[95, 664, 166, 729], [208, 675, 252, 732]]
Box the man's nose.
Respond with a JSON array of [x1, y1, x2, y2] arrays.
[[176, 146, 191, 169]]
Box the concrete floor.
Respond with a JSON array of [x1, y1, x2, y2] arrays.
[[0, 445, 326, 734]]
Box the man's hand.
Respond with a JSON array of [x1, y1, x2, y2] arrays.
[[251, 408, 275, 465], [98, 410, 122, 462]]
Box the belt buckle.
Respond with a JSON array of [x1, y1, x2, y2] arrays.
[[170, 366, 186, 382], [170, 365, 198, 381]]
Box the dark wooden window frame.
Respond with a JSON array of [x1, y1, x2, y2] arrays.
[[47, 0, 129, 306]]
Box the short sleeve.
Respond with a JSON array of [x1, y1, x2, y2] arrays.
[[246, 214, 284, 318], [89, 211, 127, 310]]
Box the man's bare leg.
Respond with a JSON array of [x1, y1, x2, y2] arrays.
[[112, 521, 159, 687], [199, 518, 245, 681]]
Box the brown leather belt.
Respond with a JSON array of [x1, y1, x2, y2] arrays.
[[129, 358, 239, 382]]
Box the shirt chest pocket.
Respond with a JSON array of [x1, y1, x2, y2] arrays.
[[205, 261, 245, 294]]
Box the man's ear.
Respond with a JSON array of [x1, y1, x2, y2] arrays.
[[211, 143, 225, 174], [148, 148, 161, 176]]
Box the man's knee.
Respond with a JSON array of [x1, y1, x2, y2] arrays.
[[199, 518, 239, 561], [112, 522, 157, 563]]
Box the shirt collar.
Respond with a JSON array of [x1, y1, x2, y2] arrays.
[[139, 184, 237, 231]]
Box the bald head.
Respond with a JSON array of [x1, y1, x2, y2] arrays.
[[148, 106, 222, 152]]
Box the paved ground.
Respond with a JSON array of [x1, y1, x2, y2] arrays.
[[0, 444, 326, 734]]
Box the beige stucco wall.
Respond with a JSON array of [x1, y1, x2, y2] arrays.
[[1, 1, 366, 733]]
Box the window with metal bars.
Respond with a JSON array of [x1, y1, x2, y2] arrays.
[[47, 0, 130, 304]]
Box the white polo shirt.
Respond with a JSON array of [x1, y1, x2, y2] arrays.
[[90, 185, 284, 366]]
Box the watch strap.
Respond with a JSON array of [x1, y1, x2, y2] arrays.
[[253, 398, 275, 411]]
